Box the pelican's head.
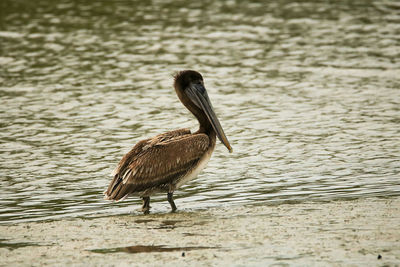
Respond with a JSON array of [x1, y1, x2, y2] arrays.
[[174, 70, 232, 153]]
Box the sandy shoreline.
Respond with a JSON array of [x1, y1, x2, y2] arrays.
[[1, 197, 399, 266]]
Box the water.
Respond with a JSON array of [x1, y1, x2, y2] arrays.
[[0, 0, 399, 224]]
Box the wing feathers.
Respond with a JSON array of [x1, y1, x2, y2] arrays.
[[104, 129, 209, 201]]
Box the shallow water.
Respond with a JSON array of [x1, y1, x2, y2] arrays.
[[1, 0, 399, 224]]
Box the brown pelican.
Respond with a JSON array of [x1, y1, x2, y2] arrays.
[[104, 70, 232, 214]]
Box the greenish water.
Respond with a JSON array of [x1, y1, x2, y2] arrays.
[[0, 0, 399, 224]]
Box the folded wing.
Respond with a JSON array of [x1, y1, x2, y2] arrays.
[[104, 129, 209, 201]]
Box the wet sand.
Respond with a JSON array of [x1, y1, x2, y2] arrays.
[[1, 197, 399, 266]]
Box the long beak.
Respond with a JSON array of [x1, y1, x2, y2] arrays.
[[187, 83, 233, 153]]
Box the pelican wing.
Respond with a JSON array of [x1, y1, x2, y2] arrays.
[[104, 129, 209, 201]]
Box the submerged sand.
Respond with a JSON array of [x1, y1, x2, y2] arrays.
[[1, 197, 399, 266]]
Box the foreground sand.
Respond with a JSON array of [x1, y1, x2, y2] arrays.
[[1, 197, 399, 266]]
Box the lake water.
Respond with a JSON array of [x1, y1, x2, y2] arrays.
[[1, 0, 399, 224]]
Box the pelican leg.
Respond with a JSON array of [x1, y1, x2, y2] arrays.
[[142, 197, 151, 214], [167, 192, 177, 212]]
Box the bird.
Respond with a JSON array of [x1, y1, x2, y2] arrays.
[[104, 70, 232, 214]]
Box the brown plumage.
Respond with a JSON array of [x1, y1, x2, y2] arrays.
[[104, 70, 232, 214]]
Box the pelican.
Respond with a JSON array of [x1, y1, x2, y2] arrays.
[[104, 70, 232, 214]]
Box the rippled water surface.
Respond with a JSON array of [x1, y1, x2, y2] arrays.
[[1, 0, 399, 224]]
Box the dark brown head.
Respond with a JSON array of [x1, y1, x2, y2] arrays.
[[174, 70, 232, 153], [174, 70, 204, 91]]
